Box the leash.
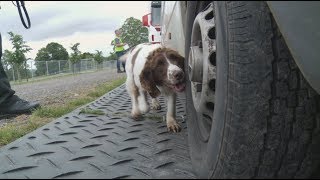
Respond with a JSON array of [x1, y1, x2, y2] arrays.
[[0, 1, 31, 59], [12, 1, 31, 29]]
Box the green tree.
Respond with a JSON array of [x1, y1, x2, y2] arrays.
[[94, 50, 104, 68], [46, 42, 69, 60], [7, 31, 32, 81], [120, 17, 148, 47], [105, 52, 117, 61], [35, 47, 50, 61], [80, 52, 94, 59], [1, 50, 14, 80], [70, 43, 81, 73], [34, 42, 69, 76], [2, 50, 13, 71], [34, 47, 50, 76]]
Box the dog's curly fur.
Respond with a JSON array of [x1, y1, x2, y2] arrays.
[[124, 43, 186, 132]]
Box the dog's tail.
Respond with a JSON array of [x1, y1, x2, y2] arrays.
[[118, 51, 130, 62], [118, 45, 137, 62]]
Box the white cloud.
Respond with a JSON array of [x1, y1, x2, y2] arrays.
[[0, 1, 150, 59]]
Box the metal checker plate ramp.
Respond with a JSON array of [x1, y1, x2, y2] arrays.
[[0, 84, 196, 179]]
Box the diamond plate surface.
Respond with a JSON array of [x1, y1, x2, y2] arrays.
[[0, 84, 196, 179]]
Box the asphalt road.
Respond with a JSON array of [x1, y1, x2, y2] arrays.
[[11, 69, 126, 106]]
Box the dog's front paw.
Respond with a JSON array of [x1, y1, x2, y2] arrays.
[[151, 101, 161, 110], [131, 112, 142, 121], [167, 120, 181, 133]]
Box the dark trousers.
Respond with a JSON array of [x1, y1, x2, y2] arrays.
[[116, 51, 126, 71], [0, 33, 15, 104]]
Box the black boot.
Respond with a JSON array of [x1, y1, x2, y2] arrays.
[[0, 33, 40, 118], [122, 62, 126, 72], [0, 95, 40, 118]]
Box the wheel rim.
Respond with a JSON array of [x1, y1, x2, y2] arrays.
[[188, 3, 216, 142]]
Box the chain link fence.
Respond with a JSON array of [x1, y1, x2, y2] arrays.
[[4, 59, 117, 82]]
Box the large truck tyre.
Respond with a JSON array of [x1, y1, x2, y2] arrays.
[[184, 1, 320, 178]]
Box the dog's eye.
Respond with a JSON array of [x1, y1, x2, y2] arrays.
[[157, 59, 165, 66], [167, 52, 178, 60]]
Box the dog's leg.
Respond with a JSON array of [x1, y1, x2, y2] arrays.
[[126, 77, 141, 120], [166, 93, 181, 132], [138, 90, 150, 114], [151, 98, 161, 110]]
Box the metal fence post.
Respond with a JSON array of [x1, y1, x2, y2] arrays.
[[30, 61, 34, 78], [58, 60, 61, 74], [12, 65, 15, 81], [46, 61, 49, 75]]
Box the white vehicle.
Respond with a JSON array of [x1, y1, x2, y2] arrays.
[[160, 1, 320, 179], [142, 1, 161, 44]]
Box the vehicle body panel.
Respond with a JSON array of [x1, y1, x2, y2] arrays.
[[267, 1, 320, 93], [160, 1, 186, 56], [161, 1, 320, 93]]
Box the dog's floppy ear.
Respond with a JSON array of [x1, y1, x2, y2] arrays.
[[140, 66, 161, 98]]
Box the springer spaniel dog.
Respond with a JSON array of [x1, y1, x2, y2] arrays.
[[119, 43, 186, 132]]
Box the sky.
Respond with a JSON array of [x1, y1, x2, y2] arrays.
[[0, 1, 150, 59]]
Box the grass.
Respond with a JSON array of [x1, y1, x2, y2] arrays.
[[0, 76, 126, 147], [79, 108, 105, 115], [0, 116, 51, 146]]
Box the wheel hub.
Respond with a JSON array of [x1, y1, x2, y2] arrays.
[[188, 3, 216, 141]]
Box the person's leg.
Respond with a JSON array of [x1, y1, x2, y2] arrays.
[[115, 52, 122, 73], [0, 33, 15, 105], [0, 58, 15, 105], [122, 62, 126, 72], [119, 51, 126, 72], [0, 33, 40, 117], [117, 59, 121, 71]]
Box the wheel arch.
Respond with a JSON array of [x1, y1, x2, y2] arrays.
[[267, 1, 320, 94]]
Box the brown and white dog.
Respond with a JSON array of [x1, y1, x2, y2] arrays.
[[120, 43, 186, 132]]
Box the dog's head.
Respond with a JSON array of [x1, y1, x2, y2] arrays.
[[140, 47, 186, 98]]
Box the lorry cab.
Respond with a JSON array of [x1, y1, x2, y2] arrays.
[[142, 1, 161, 44]]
